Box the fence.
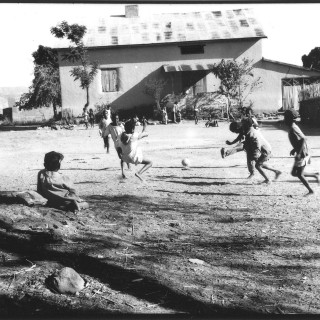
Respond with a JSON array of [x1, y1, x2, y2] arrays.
[[299, 98, 320, 126]]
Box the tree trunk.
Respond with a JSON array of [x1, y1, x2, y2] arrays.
[[86, 86, 90, 107], [226, 98, 230, 122]]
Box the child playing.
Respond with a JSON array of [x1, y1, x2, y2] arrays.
[[37, 151, 89, 212], [89, 109, 95, 128], [205, 115, 219, 127], [120, 119, 153, 181], [104, 113, 130, 172], [99, 108, 112, 152], [242, 118, 281, 184], [221, 121, 255, 178], [83, 105, 89, 129], [284, 109, 320, 195], [176, 110, 182, 123]]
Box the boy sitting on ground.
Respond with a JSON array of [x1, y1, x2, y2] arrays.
[[37, 151, 89, 212]]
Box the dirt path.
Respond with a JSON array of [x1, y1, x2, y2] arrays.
[[1, 120, 320, 315]]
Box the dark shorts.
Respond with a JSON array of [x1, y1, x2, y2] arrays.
[[256, 151, 271, 165]]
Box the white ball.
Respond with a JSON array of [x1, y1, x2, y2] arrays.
[[181, 158, 190, 167]]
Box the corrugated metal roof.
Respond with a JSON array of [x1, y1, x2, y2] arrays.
[[262, 58, 320, 73], [53, 8, 266, 49], [163, 63, 214, 72]]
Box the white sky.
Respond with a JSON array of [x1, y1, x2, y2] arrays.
[[0, 3, 319, 88]]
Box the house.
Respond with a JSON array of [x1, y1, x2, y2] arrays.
[[53, 5, 320, 116]]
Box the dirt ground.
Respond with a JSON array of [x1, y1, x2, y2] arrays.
[[1, 119, 320, 316]]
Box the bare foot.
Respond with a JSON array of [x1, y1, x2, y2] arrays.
[[315, 173, 320, 185], [274, 171, 282, 181], [305, 190, 315, 197], [220, 148, 226, 159], [122, 174, 127, 179], [135, 172, 145, 182], [260, 179, 271, 185], [247, 173, 255, 179]]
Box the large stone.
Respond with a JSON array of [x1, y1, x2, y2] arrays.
[[47, 267, 85, 294]]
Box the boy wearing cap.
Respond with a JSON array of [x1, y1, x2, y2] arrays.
[[284, 109, 319, 195]]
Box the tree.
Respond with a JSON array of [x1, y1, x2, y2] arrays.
[[211, 58, 262, 120], [15, 45, 61, 119], [302, 47, 320, 70], [51, 21, 99, 108], [143, 78, 168, 110]]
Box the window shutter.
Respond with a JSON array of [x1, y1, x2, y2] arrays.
[[101, 69, 118, 92]]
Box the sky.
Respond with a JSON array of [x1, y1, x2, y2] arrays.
[[0, 2, 319, 88]]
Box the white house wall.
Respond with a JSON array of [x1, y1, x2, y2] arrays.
[[252, 60, 320, 114], [58, 39, 262, 115]]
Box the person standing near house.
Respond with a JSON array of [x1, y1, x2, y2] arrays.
[[83, 105, 89, 129], [176, 109, 182, 123], [89, 109, 95, 128], [284, 109, 320, 195], [162, 107, 168, 125], [99, 108, 112, 152], [194, 105, 199, 125], [172, 101, 178, 123]]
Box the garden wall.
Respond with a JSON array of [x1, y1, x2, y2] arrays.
[[3, 107, 55, 123]]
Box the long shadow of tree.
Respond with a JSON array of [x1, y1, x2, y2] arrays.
[[0, 193, 318, 315]]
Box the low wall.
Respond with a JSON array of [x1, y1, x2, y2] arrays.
[[3, 107, 55, 123], [299, 98, 320, 126]]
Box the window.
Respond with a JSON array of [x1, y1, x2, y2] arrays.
[[101, 69, 119, 92], [180, 45, 204, 55]]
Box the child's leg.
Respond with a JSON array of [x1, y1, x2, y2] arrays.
[[135, 158, 153, 181], [104, 136, 110, 153], [255, 162, 270, 182], [246, 154, 255, 179], [121, 159, 126, 179], [292, 166, 314, 193], [256, 153, 281, 182]]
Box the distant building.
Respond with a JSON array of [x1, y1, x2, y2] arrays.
[[53, 5, 320, 115], [0, 97, 9, 115]]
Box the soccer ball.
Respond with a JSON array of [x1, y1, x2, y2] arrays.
[[181, 158, 191, 167]]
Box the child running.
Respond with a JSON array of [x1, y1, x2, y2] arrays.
[[120, 119, 153, 181], [104, 113, 130, 175], [99, 107, 112, 152], [37, 151, 89, 212], [284, 109, 320, 195], [221, 121, 255, 178], [242, 118, 282, 184]]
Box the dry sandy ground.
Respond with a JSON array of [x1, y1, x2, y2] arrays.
[[1, 120, 320, 316]]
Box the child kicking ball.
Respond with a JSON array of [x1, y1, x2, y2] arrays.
[[120, 119, 153, 181], [243, 118, 282, 184]]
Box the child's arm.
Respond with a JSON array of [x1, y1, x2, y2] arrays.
[[226, 133, 243, 145], [36, 171, 43, 194], [138, 122, 148, 139], [61, 176, 77, 195]]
